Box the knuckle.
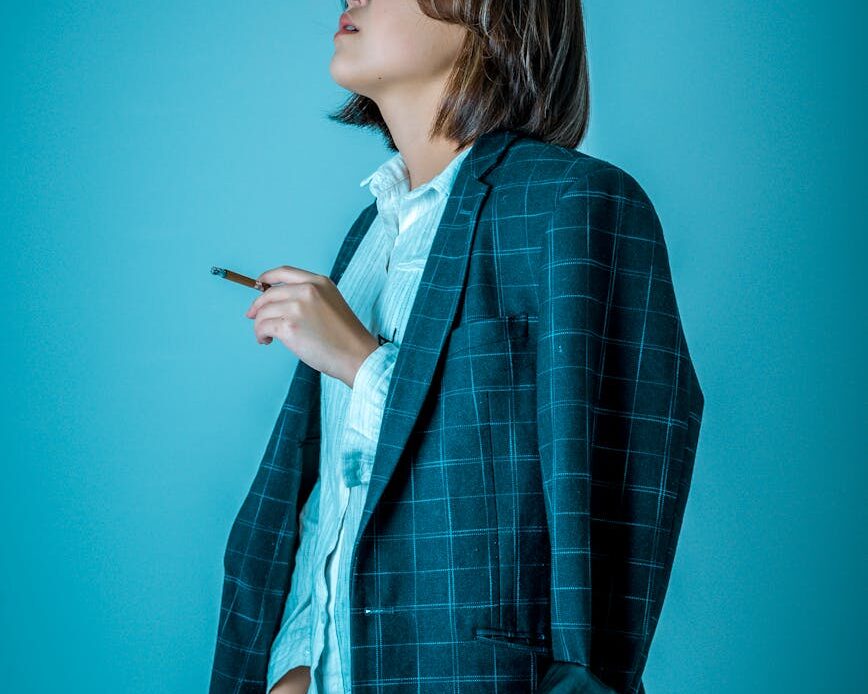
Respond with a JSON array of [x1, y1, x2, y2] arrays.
[[301, 282, 318, 299]]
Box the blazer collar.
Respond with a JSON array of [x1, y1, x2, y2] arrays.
[[325, 127, 523, 543]]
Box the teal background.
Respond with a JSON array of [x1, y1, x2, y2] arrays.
[[2, 1, 865, 691]]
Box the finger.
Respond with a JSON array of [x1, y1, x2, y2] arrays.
[[253, 324, 271, 344], [255, 316, 289, 345], [250, 301, 290, 323], [257, 265, 320, 287], [254, 318, 272, 344], [246, 284, 290, 318]]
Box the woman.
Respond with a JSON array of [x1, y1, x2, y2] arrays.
[[211, 1, 704, 693]]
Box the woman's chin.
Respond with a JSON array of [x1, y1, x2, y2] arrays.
[[328, 66, 371, 97]]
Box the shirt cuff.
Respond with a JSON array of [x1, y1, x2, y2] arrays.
[[341, 341, 399, 487]]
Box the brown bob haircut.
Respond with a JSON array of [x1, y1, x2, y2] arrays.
[[328, 0, 590, 152]]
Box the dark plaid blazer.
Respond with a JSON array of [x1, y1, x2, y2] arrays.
[[210, 128, 705, 693]]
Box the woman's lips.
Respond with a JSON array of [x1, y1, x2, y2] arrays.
[[334, 26, 360, 38], [335, 12, 360, 39]]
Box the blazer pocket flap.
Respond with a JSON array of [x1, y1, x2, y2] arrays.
[[473, 625, 551, 654], [447, 314, 532, 356]]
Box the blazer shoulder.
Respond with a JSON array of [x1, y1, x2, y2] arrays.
[[501, 136, 657, 210]]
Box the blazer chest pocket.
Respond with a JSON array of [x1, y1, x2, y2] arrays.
[[446, 313, 532, 357], [442, 314, 536, 395], [441, 313, 538, 443]]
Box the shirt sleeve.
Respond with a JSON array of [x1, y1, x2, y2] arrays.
[[266, 475, 321, 689], [340, 340, 400, 487]]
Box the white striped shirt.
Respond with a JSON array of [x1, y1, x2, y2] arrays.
[[266, 142, 474, 693]]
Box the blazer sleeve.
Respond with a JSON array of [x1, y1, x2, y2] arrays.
[[535, 165, 704, 694]]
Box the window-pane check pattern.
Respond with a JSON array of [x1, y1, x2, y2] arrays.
[[209, 128, 704, 694]]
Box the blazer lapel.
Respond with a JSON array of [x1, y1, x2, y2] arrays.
[[354, 128, 522, 541], [328, 202, 379, 287]]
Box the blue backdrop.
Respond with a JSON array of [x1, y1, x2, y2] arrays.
[[1, 1, 864, 691]]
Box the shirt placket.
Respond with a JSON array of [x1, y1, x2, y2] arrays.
[[316, 471, 350, 692], [324, 206, 398, 693]]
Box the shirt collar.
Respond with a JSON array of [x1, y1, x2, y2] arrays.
[[359, 144, 473, 202]]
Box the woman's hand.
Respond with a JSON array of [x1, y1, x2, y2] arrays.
[[268, 665, 311, 694], [245, 265, 380, 388]]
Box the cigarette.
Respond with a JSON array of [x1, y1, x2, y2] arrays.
[[210, 266, 272, 292]]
